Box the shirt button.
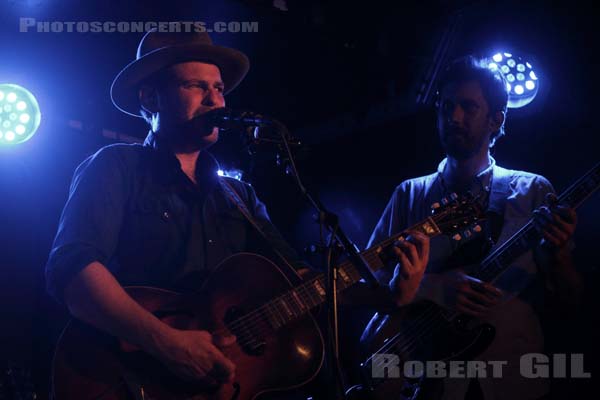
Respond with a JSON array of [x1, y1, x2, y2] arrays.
[[162, 211, 170, 221], [208, 239, 214, 244]]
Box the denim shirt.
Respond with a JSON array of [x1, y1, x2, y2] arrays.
[[45, 131, 304, 303]]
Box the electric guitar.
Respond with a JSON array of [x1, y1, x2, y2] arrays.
[[347, 161, 600, 400], [51, 194, 484, 400]]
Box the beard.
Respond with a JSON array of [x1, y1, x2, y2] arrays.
[[160, 114, 219, 152], [439, 127, 488, 160]]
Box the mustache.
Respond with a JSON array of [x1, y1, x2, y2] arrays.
[[443, 126, 467, 135], [193, 107, 223, 120], [178, 111, 219, 134]]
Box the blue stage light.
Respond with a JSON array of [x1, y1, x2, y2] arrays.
[[525, 80, 535, 90], [0, 84, 41, 146], [217, 169, 243, 181], [484, 52, 539, 108], [515, 85, 524, 95]]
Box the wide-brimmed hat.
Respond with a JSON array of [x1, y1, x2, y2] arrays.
[[110, 29, 250, 117]]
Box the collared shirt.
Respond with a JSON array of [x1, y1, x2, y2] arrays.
[[368, 156, 553, 290], [45, 131, 305, 303], [364, 157, 556, 400], [437, 156, 495, 200]]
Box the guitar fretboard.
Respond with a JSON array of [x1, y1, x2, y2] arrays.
[[472, 162, 600, 283], [261, 217, 443, 330]]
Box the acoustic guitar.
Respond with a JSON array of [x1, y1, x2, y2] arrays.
[[51, 194, 484, 400]]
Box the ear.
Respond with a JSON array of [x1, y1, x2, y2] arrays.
[[139, 84, 160, 114], [489, 110, 505, 133]]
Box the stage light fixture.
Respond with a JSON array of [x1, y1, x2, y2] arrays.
[[485, 52, 539, 108], [0, 84, 41, 146]]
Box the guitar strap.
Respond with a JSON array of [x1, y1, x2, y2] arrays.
[[486, 166, 512, 244], [448, 166, 512, 272], [218, 177, 298, 273]]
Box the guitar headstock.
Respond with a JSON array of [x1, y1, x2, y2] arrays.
[[430, 192, 486, 241]]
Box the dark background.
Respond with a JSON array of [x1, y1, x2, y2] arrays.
[[1, 0, 599, 398]]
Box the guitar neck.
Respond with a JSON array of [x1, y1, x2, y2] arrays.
[[262, 218, 443, 329], [471, 162, 600, 283]]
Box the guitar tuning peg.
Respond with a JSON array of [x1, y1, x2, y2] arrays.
[[431, 202, 441, 210], [471, 224, 482, 233], [462, 230, 472, 239], [452, 233, 462, 241], [450, 193, 458, 201], [441, 197, 449, 205]]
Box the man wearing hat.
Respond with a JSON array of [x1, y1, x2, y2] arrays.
[[44, 30, 295, 388], [45, 29, 430, 395]]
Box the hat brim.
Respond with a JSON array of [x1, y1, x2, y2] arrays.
[[110, 43, 249, 117]]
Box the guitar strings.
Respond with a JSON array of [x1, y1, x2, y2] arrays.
[[367, 229, 545, 375], [476, 223, 538, 284], [365, 304, 444, 367], [366, 226, 545, 375], [368, 224, 541, 367], [367, 304, 440, 357], [221, 253, 444, 348], [211, 214, 476, 347], [367, 305, 462, 377], [231, 260, 460, 348], [212, 235, 434, 345]]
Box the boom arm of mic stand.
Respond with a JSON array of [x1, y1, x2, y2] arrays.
[[271, 119, 380, 288]]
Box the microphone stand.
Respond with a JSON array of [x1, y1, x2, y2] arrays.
[[258, 119, 381, 400]]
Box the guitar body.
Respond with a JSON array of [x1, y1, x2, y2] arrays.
[[347, 301, 495, 400], [52, 253, 324, 400]]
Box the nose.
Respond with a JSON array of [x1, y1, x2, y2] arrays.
[[447, 103, 464, 126], [202, 89, 216, 107], [201, 88, 224, 107]]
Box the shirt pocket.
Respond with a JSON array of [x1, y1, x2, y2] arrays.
[[213, 207, 248, 253], [121, 194, 180, 257]]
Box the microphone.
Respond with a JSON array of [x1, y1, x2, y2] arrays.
[[206, 108, 273, 129], [201, 107, 303, 148]]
